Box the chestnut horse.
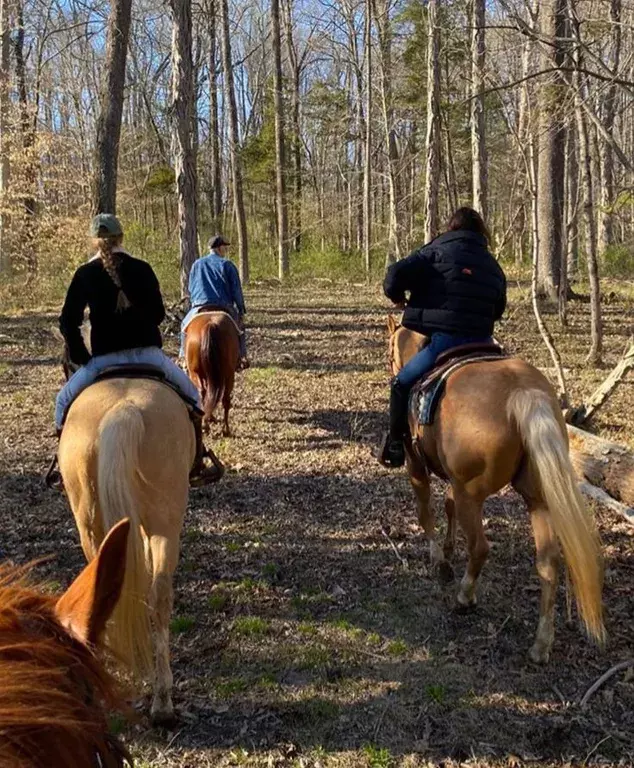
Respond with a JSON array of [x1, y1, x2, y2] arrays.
[[0, 520, 131, 767], [59, 378, 195, 724], [387, 316, 604, 662], [185, 312, 240, 436]]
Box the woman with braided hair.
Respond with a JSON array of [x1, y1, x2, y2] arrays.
[[54, 214, 219, 485]]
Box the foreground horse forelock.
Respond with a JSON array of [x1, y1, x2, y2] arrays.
[[386, 316, 605, 663], [185, 311, 240, 436], [0, 520, 131, 768], [59, 376, 196, 724]]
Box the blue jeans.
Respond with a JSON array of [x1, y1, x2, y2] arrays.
[[55, 346, 201, 429], [396, 332, 492, 392], [180, 305, 246, 358]]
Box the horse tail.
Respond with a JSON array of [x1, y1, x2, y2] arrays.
[[200, 320, 226, 422], [97, 400, 153, 676], [508, 389, 605, 644]]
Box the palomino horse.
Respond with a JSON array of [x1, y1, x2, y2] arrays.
[[0, 520, 131, 767], [185, 311, 240, 436], [59, 378, 195, 724], [387, 316, 604, 662]]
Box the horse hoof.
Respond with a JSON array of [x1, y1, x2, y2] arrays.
[[528, 644, 550, 665], [436, 561, 455, 585], [150, 706, 177, 728], [454, 596, 477, 614]]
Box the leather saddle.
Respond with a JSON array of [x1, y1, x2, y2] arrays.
[[94, 364, 201, 412], [410, 342, 506, 426]]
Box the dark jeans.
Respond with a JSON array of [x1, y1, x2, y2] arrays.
[[396, 332, 492, 391], [389, 332, 491, 442]]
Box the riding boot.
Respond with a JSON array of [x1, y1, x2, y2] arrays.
[[379, 379, 409, 468], [189, 411, 225, 487]]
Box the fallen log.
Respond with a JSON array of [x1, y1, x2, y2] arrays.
[[567, 424, 634, 526]]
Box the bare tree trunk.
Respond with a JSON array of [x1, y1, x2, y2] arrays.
[[536, 0, 566, 301], [219, 0, 248, 282], [207, 0, 222, 229], [571, 8, 602, 365], [373, 0, 401, 265], [0, 0, 11, 274], [423, 0, 441, 242], [471, 0, 487, 218], [283, 0, 302, 254], [92, 0, 132, 215], [598, 0, 621, 259], [565, 122, 579, 280], [170, 0, 198, 297], [271, 0, 289, 279], [363, 0, 372, 276]]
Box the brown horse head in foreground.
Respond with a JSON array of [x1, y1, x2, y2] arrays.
[[185, 312, 240, 436], [386, 315, 605, 663], [0, 520, 131, 767], [59, 378, 195, 725]]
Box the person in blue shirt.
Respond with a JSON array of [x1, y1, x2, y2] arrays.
[[180, 235, 249, 368]]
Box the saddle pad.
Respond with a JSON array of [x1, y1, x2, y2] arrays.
[[411, 354, 506, 426], [94, 365, 202, 414], [184, 310, 243, 336]]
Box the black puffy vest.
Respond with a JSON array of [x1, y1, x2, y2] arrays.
[[383, 230, 507, 338]]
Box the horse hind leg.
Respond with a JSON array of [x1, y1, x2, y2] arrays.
[[514, 469, 560, 663], [407, 450, 452, 582], [454, 489, 489, 609], [148, 534, 178, 726], [221, 390, 232, 437]]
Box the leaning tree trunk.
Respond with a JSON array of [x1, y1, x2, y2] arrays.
[[92, 0, 132, 215], [423, 0, 441, 242], [536, 0, 566, 301], [271, 0, 289, 279], [170, 0, 198, 297], [219, 0, 248, 282], [471, 0, 487, 219], [0, 0, 10, 274]]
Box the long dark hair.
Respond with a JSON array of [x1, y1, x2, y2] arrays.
[[446, 207, 490, 244]]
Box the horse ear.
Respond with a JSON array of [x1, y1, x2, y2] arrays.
[[55, 519, 130, 646], [387, 315, 397, 335]]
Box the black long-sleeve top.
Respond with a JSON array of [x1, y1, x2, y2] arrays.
[[59, 252, 166, 365]]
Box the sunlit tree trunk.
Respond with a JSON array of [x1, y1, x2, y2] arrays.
[[0, 0, 11, 274], [471, 0, 487, 219], [423, 0, 441, 242], [271, 0, 289, 278], [219, 0, 248, 282], [92, 0, 132, 215]]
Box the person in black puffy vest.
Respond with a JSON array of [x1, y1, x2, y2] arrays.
[[380, 207, 507, 468]]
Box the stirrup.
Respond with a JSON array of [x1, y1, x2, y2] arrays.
[[378, 432, 406, 469], [45, 455, 63, 491], [190, 448, 225, 487]]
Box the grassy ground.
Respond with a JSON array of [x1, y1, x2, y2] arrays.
[[0, 280, 633, 767]]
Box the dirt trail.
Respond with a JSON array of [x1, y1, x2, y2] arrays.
[[0, 285, 633, 767]]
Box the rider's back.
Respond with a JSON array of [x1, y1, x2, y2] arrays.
[[189, 253, 240, 308]]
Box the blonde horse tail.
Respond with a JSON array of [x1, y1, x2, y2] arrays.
[[97, 400, 153, 676], [508, 389, 605, 645]]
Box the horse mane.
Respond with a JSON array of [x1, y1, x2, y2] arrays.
[[0, 565, 131, 768]]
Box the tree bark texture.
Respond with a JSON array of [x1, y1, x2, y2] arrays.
[[363, 0, 372, 276], [598, 0, 621, 259], [92, 0, 132, 215], [0, 0, 11, 273], [373, 0, 401, 264], [219, 0, 249, 282], [423, 0, 441, 242], [536, 0, 566, 301], [284, 0, 302, 254], [170, 0, 199, 297], [207, 0, 222, 228], [470, 0, 487, 219], [271, 0, 289, 279]]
